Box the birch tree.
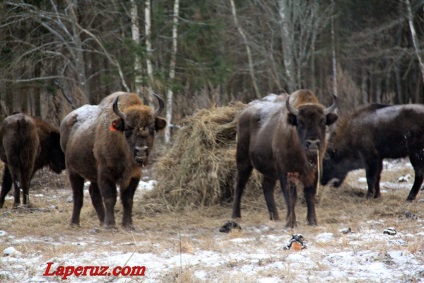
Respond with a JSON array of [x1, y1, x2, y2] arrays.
[[331, 0, 338, 97], [405, 0, 424, 83], [277, 0, 331, 92], [131, 0, 143, 97], [230, 0, 260, 98], [278, 0, 296, 92], [164, 0, 180, 144], [144, 0, 154, 103]]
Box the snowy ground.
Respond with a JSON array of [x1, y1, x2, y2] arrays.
[[1, 160, 424, 282]]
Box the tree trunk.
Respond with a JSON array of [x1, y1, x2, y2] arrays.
[[405, 0, 424, 83], [331, 0, 338, 97], [165, 0, 180, 144], [278, 0, 295, 92], [131, 0, 143, 97], [65, 0, 89, 101], [145, 0, 154, 105], [230, 0, 261, 98]]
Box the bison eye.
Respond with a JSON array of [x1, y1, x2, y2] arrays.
[[124, 126, 133, 137]]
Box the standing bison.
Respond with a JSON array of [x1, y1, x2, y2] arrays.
[[60, 92, 166, 229], [0, 113, 65, 208], [321, 103, 424, 201], [232, 89, 338, 227]]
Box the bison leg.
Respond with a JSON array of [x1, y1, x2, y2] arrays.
[[13, 180, 21, 208], [406, 154, 424, 201], [364, 158, 382, 199], [99, 177, 117, 229], [20, 167, 33, 207], [231, 161, 253, 219], [88, 183, 105, 225], [262, 176, 279, 220], [304, 178, 318, 226], [120, 177, 139, 230], [0, 167, 13, 208], [69, 172, 85, 227], [279, 174, 297, 228]]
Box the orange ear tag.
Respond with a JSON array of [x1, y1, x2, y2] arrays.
[[109, 122, 117, 132]]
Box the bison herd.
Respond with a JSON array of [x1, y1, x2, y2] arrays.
[[0, 90, 423, 229]]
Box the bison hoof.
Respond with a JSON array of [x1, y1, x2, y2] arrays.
[[69, 223, 81, 228], [122, 224, 135, 231], [103, 223, 118, 230], [285, 222, 297, 228]]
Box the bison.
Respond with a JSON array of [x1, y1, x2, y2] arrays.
[[321, 103, 424, 201], [0, 113, 65, 208], [232, 89, 338, 227], [60, 92, 166, 229]]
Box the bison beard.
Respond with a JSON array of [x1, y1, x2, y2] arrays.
[[0, 113, 65, 208], [231, 90, 338, 228], [60, 92, 166, 229]]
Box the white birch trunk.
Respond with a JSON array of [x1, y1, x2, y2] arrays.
[[131, 0, 143, 96], [278, 0, 295, 92], [406, 0, 424, 83], [165, 0, 180, 144], [145, 0, 154, 104], [331, 0, 338, 96], [230, 0, 260, 98], [61, 0, 89, 101]]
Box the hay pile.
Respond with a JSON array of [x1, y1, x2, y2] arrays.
[[147, 101, 262, 209]]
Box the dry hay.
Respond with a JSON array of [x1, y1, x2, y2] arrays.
[[146, 101, 262, 210]]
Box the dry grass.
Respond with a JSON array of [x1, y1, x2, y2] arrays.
[[146, 101, 262, 210]]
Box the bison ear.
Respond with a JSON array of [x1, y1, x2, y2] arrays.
[[155, 117, 167, 131], [325, 113, 338, 126], [287, 113, 297, 126], [110, 118, 125, 132]]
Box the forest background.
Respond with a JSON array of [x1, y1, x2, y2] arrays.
[[1, 0, 423, 142]]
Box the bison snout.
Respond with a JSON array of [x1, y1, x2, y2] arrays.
[[306, 139, 321, 151], [134, 146, 149, 164]]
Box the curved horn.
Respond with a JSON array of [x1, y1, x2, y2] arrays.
[[323, 94, 338, 115], [152, 93, 165, 117], [112, 96, 125, 119], [286, 95, 299, 116]]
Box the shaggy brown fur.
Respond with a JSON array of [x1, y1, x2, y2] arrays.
[[322, 103, 424, 201], [0, 113, 65, 208], [60, 92, 166, 229], [232, 89, 338, 228]]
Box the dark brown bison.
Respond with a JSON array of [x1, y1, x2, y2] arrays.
[[60, 92, 166, 229], [321, 103, 424, 201], [232, 89, 338, 227], [0, 113, 65, 208]]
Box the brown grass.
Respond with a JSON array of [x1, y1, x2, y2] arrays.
[[146, 101, 262, 210]]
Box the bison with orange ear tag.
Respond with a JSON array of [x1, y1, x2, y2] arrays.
[[60, 92, 166, 229]]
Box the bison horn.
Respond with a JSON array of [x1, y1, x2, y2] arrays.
[[112, 96, 126, 119], [152, 93, 165, 117], [323, 95, 338, 115], [286, 96, 299, 116]]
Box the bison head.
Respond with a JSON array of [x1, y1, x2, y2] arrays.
[[48, 131, 66, 173], [321, 144, 364, 187], [110, 93, 167, 166], [286, 95, 338, 158]]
